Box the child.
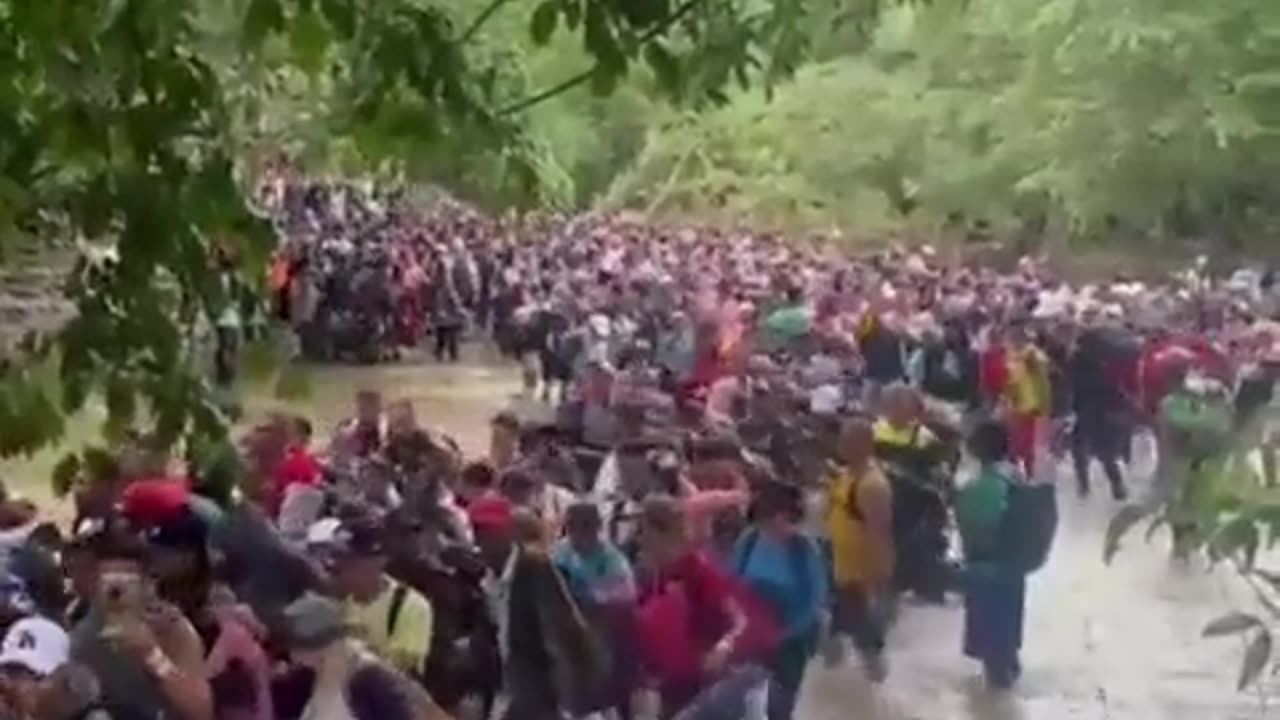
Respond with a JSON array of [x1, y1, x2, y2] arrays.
[[955, 418, 1027, 689]]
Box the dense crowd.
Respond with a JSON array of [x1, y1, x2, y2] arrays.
[[0, 174, 1276, 720]]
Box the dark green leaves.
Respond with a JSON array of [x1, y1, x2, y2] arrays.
[[1239, 629, 1272, 690], [1203, 612, 1262, 637], [243, 0, 285, 51], [531, 1, 561, 45], [290, 5, 332, 74], [645, 41, 681, 96], [1103, 503, 1147, 564]]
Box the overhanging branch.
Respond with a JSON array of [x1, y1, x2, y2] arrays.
[[497, 0, 709, 116], [460, 0, 513, 43]]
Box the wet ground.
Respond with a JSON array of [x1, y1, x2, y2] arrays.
[[9, 349, 1278, 718]]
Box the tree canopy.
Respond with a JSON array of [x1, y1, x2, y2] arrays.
[[0, 0, 836, 475]]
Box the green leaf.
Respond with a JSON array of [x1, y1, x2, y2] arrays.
[[51, 453, 81, 499], [290, 7, 332, 74], [243, 0, 286, 50], [530, 1, 561, 46], [320, 0, 356, 38], [645, 41, 680, 95], [1203, 611, 1262, 637], [1239, 629, 1272, 690], [1103, 504, 1147, 564]]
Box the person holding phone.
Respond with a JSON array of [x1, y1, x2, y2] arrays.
[[68, 528, 213, 720]]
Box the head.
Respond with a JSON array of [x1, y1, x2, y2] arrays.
[[564, 503, 603, 555], [639, 494, 688, 566], [0, 617, 70, 717], [62, 531, 101, 605], [355, 389, 382, 426], [331, 525, 387, 601], [1005, 319, 1031, 350], [489, 412, 521, 465], [880, 383, 921, 427], [688, 435, 743, 490], [287, 416, 313, 449], [145, 510, 211, 611], [498, 469, 538, 508], [387, 399, 418, 438], [837, 417, 875, 468], [751, 481, 803, 534], [967, 417, 1011, 466], [282, 593, 350, 670], [459, 461, 497, 504]]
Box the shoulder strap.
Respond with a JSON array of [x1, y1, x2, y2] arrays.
[[786, 534, 813, 592], [844, 469, 866, 522], [735, 528, 761, 576], [385, 582, 410, 637]]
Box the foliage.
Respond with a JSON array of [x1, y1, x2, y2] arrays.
[[1106, 443, 1280, 690], [0, 0, 828, 486], [605, 0, 1280, 247]]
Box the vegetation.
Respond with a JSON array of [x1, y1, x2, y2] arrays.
[[0, 0, 828, 480], [0, 0, 1278, 692]]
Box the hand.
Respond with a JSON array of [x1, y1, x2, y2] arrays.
[[106, 617, 159, 662], [701, 639, 733, 675]]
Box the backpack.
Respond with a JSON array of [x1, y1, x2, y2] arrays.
[[997, 481, 1057, 575], [733, 529, 819, 647]]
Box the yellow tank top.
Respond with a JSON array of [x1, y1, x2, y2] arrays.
[[826, 465, 893, 587]]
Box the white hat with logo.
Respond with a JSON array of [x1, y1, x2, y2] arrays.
[[0, 617, 69, 677]]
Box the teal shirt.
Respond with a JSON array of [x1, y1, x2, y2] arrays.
[[956, 463, 1012, 561]]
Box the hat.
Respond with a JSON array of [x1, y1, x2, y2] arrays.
[[0, 617, 69, 677], [120, 478, 191, 527], [334, 522, 386, 557], [146, 509, 208, 551], [281, 593, 349, 651]]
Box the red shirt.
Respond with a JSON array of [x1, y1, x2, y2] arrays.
[[1138, 337, 1232, 416], [269, 446, 321, 517]]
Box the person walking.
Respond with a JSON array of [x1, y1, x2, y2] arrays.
[[826, 417, 893, 682]]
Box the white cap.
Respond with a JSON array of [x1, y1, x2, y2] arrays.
[[306, 517, 343, 547], [0, 617, 69, 677]]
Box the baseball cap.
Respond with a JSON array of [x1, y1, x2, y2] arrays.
[[281, 593, 349, 651], [0, 617, 69, 677]]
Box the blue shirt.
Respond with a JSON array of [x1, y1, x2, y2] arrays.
[[730, 529, 827, 642]]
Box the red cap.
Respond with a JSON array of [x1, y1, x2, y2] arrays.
[[120, 477, 191, 527]]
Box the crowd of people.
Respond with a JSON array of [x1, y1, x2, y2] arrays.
[[0, 174, 1276, 720]]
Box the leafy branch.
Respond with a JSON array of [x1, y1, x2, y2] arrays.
[[499, 0, 711, 115]]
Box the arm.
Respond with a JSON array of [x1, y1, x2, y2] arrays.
[[855, 476, 894, 588], [147, 611, 214, 720]]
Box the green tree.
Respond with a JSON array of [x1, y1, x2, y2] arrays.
[[0, 0, 824, 485]]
